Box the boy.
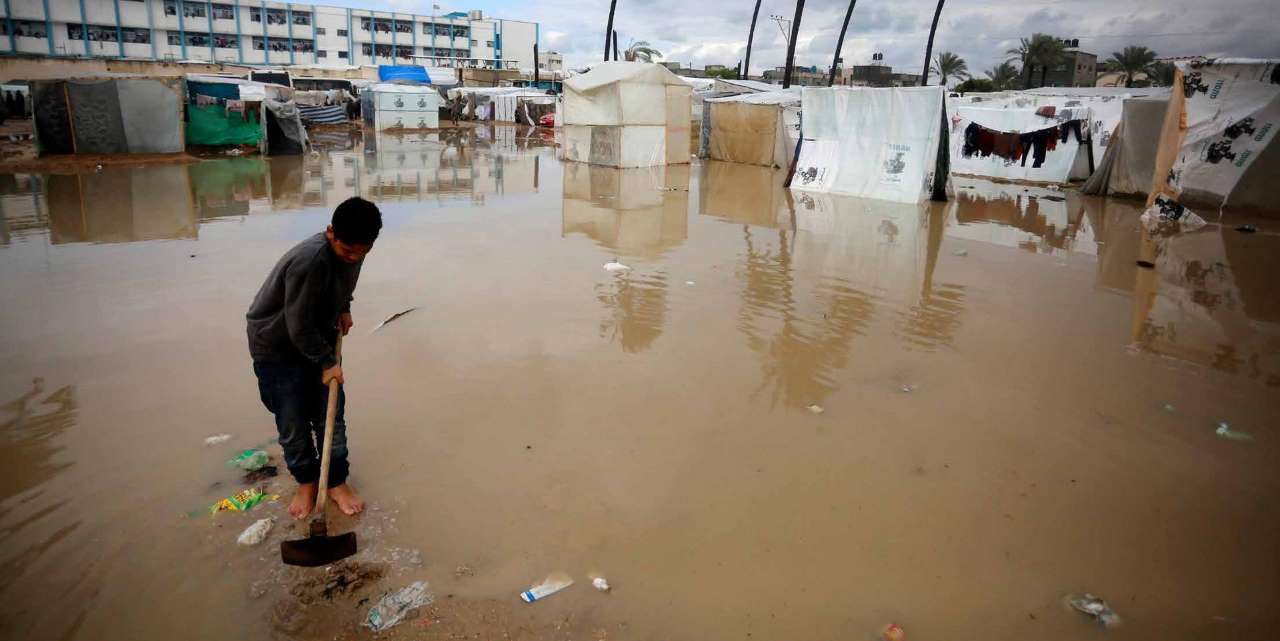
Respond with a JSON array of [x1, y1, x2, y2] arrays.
[[246, 197, 382, 519]]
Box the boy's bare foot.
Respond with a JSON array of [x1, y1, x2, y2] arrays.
[[289, 482, 318, 520], [328, 483, 365, 516]]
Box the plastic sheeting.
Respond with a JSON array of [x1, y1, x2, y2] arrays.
[[187, 104, 262, 146], [791, 86, 950, 203], [378, 65, 431, 83], [116, 78, 184, 153], [1147, 59, 1280, 212], [297, 104, 349, 124], [1081, 96, 1167, 198], [950, 106, 1088, 184], [32, 81, 74, 154], [264, 99, 308, 155]]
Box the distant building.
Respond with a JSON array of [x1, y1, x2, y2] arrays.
[[538, 50, 563, 73], [659, 62, 740, 79], [1025, 47, 1097, 87], [761, 65, 825, 86], [834, 64, 920, 87], [0, 1, 540, 70]]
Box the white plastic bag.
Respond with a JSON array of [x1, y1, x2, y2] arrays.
[[236, 518, 273, 546], [365, 581, 432, 631]]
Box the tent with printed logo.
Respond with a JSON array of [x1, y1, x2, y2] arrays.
[[789, 85, 950, 203], [1144, 59, 1280, 216], [559, 62, 693, 167]]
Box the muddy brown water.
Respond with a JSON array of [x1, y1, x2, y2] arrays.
[[1, 128, 1278, 641]]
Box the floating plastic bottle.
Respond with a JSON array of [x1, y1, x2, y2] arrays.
[[520, 573, 573, 603]]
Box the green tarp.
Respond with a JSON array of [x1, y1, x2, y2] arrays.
[[186, 104, 262, 146]]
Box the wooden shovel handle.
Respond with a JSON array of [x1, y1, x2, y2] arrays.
[[315, 334, 343, 510]]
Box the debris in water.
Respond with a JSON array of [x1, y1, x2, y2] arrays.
[[1136, 260, 1155, 269], [454, 564, 475, 578], [210, 487, 274, 514], [370, 307, 420, 334], [806, 404, 825, 415], [603, 262, 631, 272], [237, 517, 274, 546], [365, 581, 433, 631], [900, 384, 915, 393], [243, 465, 278, 483], [229, 448, 270, 471], [592, 577, 610, 592], [1215, 422, 1254, 442], [1235, 224, 1257, 233], [226, 148, 243, 156], [1162, 403, 1176, 413], [685, 280, 696, 286], [292, 560, 387, 604], [204, 434, 232, 446], [520, 573, 573, 603], [953, 249, 968, 257], [882, 623, 906, 641], [1068, 593, 1121, 628]]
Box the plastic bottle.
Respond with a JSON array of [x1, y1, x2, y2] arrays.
[[520, 573, 573, 603]]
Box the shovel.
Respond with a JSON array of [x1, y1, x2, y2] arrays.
[[281, 335, 357, 567]]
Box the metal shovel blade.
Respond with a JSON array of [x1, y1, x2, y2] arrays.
[[280, 518, 357, 567]]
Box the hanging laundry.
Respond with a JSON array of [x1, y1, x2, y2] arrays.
[[1035, 105, 1057, 119], [225, 99, 247, 118]]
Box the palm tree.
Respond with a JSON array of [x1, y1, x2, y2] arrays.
[[1105, 45, 1157, 88], [1149, 60, 1175, 87], [930, 51, 969, 87], [623, 40, 662, 62], [919, 0, 946, 85], [604, 0, 618, 61], [1007, 33, 1064, 88], [985, 61, 1020, 90]]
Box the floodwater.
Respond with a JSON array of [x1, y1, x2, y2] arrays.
[[1, 126, 1278, 641]]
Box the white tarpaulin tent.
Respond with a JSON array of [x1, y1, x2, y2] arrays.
[[790, 86, 950, 203], [361, 83, 442, 131], [1145, 59, 1280, 215], [951, 105, 1092, 184], [1081, 96, 1169, 198], [701, 89, 801, 167], [560, 62, 693, 167]]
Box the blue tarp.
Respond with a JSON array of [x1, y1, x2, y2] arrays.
[[378, 65, 431, 83]]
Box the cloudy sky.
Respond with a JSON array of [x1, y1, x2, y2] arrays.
[[322, 0, 1279, 82]]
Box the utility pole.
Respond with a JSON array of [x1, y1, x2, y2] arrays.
[[827, 0, 857, 86], [781, 1, 804, 88], [770, 14, 791, 47], [743, 0, 762, 80], [604, 0, 618, 62], [919, 0, 945, 86]]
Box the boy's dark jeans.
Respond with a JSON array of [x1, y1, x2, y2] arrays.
[[253, 360, 349, 487]]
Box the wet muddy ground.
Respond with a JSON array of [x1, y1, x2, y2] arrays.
[[1, 126, 1278, 641]]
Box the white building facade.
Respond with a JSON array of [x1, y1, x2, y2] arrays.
[[0, 1, 540, 71]]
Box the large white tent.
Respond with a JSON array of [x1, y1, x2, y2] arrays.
[[1146, 59, 1280, 214], [559, 62, 693, 167], [701, 89, 801, 168], [790, 86, 950, 204]]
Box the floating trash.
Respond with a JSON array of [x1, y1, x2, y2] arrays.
[[236, 518, 274, 546], [365, 581, 433, 631], [603, 262, 631, 272], [520, 573, 573, 603], [204, 434, 232, 446], [806, 404, 825, 415], [1067, 593, 1121, 628], [371, 307, 420, 333], [1215, 422, 1254, 442], [592, 577, 610, 592]]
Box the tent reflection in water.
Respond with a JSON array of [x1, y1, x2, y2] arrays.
[[699, 161, 793, 229], [44, 166, 196, 244], [790, 86, 951, 204], [562, 163, 689, 353], [559, 62, 693, 168]]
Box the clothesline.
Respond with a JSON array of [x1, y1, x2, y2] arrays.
[[961, 120, 1086, 169]]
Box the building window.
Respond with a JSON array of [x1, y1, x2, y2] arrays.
[[170, 32, 210, 47], [122, 27, 150, 44], [453, 27, 467, 38], [250, 7, 261, 22], [12, 20, 49, 38], [360, 17, 371, 31], [292, 40, 313, 53], [211, 3, 234, 20], [338, 50, 349, 59], [375, 44, 392, 58], [315, 27, 326, 36], [265, 9, 286, 25], [165, 1, 207, 18], [213, 34, 237, 49], [395, 22, 411, 34], [337, 29, 347, 37], [164, 0, 176, 16], [470, 39, 476, 46], [455, 50, 465, 58], [361, 43, 372, 55], [293, 12, 311, 26], [485, 40, 493, 48], [67, 24, 120, 42], [317, 50, 327, 58], [373, 19, 392, 34]]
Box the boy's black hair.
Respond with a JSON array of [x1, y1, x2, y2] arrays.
[[331, 197, 382, 245]]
